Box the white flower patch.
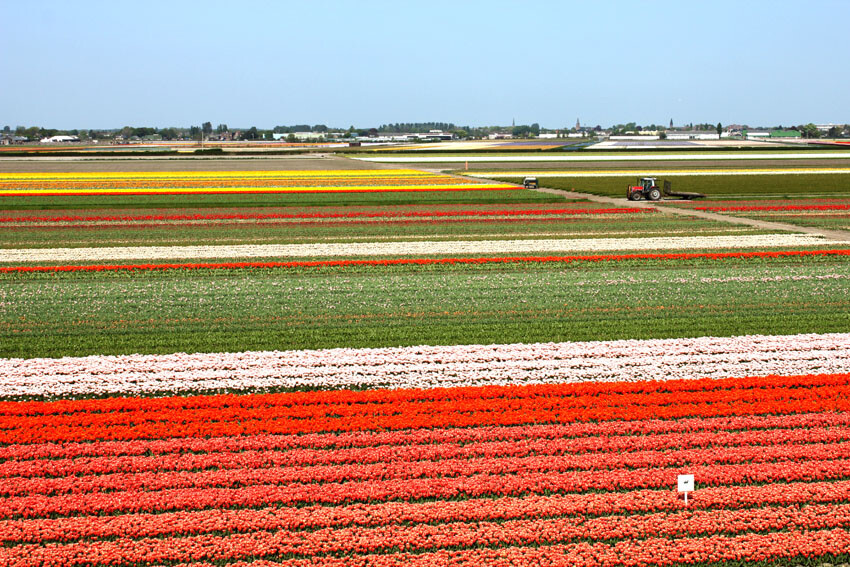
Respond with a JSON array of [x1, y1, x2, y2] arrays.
[[2, 333, 848, 398], [0, 234, 838, 263]]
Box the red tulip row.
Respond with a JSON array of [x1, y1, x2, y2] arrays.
[[6, 370, 849, 418], [3, 374, 849, 445], [4, 410, 846, 463], [697, 203, 850, 212], [2, 478, 846, 545], [3, 502, 848, 566], [6, 423, 847, 481], [4, 456, 849, 520], [170, 528, 850, 567], [3, 248, 849, 274], [0, 206, 649, 224], [7, 438, 848, 498]]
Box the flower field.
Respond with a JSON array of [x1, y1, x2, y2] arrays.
[[668, 198, 850, 232], [0, 170, 555, 209], [2, 162, 850, 565], [0, 201, 766, 250], [0, 170, 516, 195], [4, 372, 850, 565]]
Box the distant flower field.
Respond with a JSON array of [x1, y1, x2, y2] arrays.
[[0, 170, 515, 195]]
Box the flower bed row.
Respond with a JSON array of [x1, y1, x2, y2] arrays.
[[5, 439, 848, 498], [166, 529, 850, 567], [0, 234, 840, 263], [6, 424, 846, 480], [4, 503, 849, 566], [1, 332, 847, 398], [5, 411, 843, 462], [2, 479, 846, 545], [698, 204, 850, 212], [2, 373, 848, 442], [0, 169, 517, 195], [0, 206, 646, 224], [0, 184, 517, 196], [4, 458, 849, 519], [2, 249, 848, 275]]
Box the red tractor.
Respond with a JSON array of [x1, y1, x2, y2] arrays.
[[626, 177, 663, 201]]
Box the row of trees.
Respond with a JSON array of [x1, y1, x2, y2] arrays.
[[5, 122, 850, 142], [793, 123, 850, 139]]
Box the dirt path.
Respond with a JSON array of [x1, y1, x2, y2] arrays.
[[533, 187, 850, 242]]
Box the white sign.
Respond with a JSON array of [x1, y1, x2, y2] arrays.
[[678, 474, 694, 505]]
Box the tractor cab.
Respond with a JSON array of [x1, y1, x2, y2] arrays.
[[626, 177, 662, 201], [638, 177, 657, 190], [523, 176, 539, 189]]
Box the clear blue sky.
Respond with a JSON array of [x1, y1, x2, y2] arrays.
[[1, 0, 847, 130]]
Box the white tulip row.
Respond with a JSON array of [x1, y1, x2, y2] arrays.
[[0, 234, 837, 263], [1, 333, 847, 398]]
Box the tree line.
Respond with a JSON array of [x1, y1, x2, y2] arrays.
[[5, 122, 850, 142]]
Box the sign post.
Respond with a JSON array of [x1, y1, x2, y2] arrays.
[[678, 474, 694, 506]]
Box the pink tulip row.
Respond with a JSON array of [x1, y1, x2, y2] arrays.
[[4, 457, 849, 520], [171, 528, 850, 567], [6, 423, 847, 481], [5, 438, 849, 499], [3, 410, 846, 462], [3, 503, 849, 566], [2, 478, 847, 546], [3, 332, 847, 398]]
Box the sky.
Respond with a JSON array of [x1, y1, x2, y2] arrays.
[[1, 0, 848, 130]]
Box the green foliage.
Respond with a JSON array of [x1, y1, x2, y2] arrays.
[[2, 259, 848, 358], [0, 212, 753, 250]]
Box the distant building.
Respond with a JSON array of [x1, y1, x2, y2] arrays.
[[272, 132, 324, 141], [610, 135, 661, 141], [0, 135, 28, 145], [666, 131, 720, 140], [40, 135, 80, 143], [412, 130, 453, 141]]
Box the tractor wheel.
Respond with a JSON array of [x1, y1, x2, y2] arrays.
[[648, 188, 662, 201], [628, 191, 642, 201]]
